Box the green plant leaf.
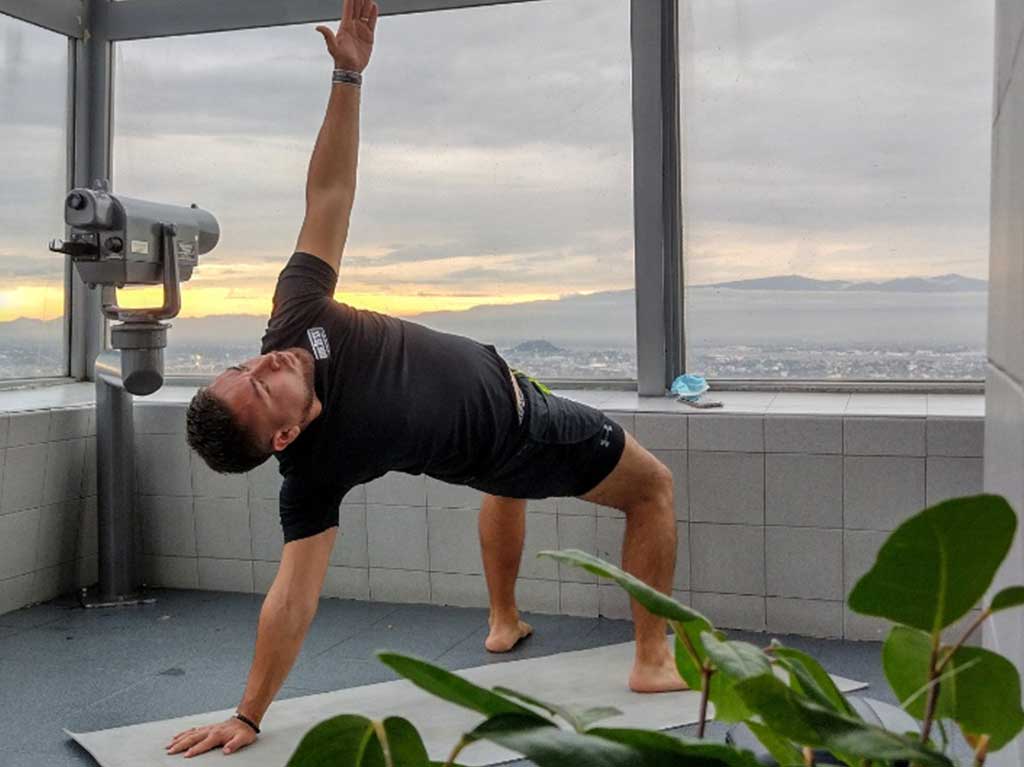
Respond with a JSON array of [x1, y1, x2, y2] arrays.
[[591, 728, 765, 766], [990, 585, 1024, 613], [669, 623, 749, 723], [708, 677, 753, 724], [379, 717, 429, 767], [701, 633, 771, 680], [885, 629, 1024, 750], [883, 626, 955, 719], [770, 644, 858, 717], [377, 652, 545, 721], [473, 714, 764, 767], [672, 624, 707, 689], [468, 714, 645, 766], [561, 705, 625, 732], [697, 632, 774, 724], [744, 721, 804, 767], [947, 645, 1024, 751], [491, 686, 621, 732], [287, 714, 386, 766], [539, 549, 712, 626], [734, 675, 952, 766], [848, 494, 1016, 632]]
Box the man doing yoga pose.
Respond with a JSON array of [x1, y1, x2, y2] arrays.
[[172, 0, 683, 758]]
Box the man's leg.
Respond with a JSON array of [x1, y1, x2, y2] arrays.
[[580, 431, 684, 693], [479, 493, 533, 652]]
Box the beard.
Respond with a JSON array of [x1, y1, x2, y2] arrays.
[[285, 346, 317, 416]]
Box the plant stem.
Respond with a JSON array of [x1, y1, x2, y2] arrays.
[[444, 735, 470, 767], [697, 661, 714, 739], [973, 734, 990, 766], [920, 632, 942, 743], [937, 609, 991, 673], [371, 720, 394, 767]]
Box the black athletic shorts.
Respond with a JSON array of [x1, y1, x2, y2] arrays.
[[468, 373, 627, 499]]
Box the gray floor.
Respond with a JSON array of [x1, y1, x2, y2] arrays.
[[0, 588, 896, 767]]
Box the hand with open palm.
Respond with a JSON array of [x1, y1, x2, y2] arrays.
[[317, 0, 379, 73]]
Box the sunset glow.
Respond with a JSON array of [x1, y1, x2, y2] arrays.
[[0, 284, 65, 322], [0, 283, 564, 323]]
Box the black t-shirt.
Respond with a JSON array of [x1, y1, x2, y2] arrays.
[[261, 252, 519, 542]]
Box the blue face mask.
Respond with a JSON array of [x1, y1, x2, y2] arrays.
[[670, 373, 709, 400]]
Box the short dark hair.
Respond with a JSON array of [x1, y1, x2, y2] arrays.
[[186, 388, 271, 474]]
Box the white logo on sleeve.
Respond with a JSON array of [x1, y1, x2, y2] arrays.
[[307, 327, 331, 360], [600, 423, 613, 447]]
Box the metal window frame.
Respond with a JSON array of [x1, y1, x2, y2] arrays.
[[0, 0, 987, 394], [631, 0, 682, 395], [0, 4, 84, 381], [67, 0, 110, 380], [95, 0, 547, 41], [0, 0, 82, 38]]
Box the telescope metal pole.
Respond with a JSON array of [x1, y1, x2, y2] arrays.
[[89, 352, 149, 607]]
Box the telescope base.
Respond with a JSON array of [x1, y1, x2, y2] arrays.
[[77, 584, 157, 610]]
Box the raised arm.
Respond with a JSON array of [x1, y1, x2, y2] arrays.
[[295, 0, 379, 273]]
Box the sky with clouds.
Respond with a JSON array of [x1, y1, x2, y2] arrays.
[[0, 0, 994, 324]]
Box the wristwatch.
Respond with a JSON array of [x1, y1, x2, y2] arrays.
[[333, 68, 362, 86]]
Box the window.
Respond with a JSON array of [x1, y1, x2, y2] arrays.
[[0, 14, 69, 378], [680, 0, 993, 380], [112, 0, 635, 380]]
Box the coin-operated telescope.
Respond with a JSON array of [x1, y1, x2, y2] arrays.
[[49, 180, 219, 608], [50, 179, 220, 394]]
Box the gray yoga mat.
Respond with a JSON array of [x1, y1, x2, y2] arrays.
[[67, 641, 868, 766]]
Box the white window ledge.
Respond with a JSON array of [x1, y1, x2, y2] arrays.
[[0, 382, 984, 419]]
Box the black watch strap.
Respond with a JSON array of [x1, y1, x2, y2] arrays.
[[333, 68, 362, 86], [234, 712, 260, 734]]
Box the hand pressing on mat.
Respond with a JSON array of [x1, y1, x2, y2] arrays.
[[165, 717, 257, 758]]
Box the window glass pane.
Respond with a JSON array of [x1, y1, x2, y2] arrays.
[[681, 1, 992, 380], [113, 0, 635, 379], [0, 15, 68, 378]]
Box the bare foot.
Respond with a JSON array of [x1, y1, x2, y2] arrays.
[[629, 655, 690, 693], [485, 616, 534, 653]]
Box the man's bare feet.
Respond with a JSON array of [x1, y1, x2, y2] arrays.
[[485, 613, 534, 653], [629, 653, 690, 693]]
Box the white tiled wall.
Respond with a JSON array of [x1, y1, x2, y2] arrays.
[[984, 3, 1024, 765], [0, 396, 985, 645], [0, 406, 97, 615]]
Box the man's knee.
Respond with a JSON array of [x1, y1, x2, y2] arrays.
[[649, 460, 674, 511], [627, 457, 673, 514]]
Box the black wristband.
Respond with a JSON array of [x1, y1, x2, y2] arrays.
[[234, 712, 260, 734]]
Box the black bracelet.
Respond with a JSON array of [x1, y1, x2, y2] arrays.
[[333, 68, 362, 86], [234, 712, 260, 734]]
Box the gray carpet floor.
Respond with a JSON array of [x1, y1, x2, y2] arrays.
[[0, 588, 900, 767]]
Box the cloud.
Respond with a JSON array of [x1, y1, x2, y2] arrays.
[[1, 17, 67, 127], [109, 0, 632, 151], [0, 0, 995, 321]]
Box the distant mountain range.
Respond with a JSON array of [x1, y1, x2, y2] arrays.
[[0, 273, 987, 348], [698, 273, 987, 292]]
